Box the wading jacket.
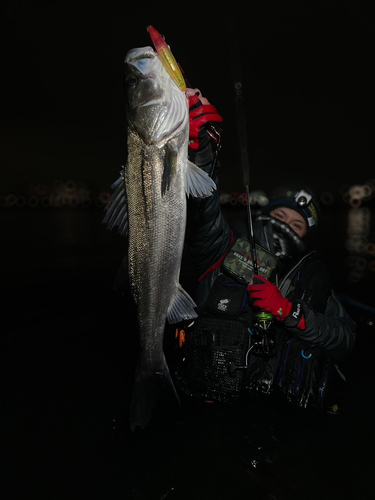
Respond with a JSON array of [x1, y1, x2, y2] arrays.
[[185, 162, 356, 364]]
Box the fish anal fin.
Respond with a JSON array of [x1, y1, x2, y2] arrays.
[[167, 285, 198, 324], [185, 160, 216, 198]]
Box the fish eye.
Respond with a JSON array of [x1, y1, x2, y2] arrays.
[[126, 76, 138, 87]]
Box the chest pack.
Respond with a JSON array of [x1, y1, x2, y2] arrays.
[[175, 273, 253, 402]]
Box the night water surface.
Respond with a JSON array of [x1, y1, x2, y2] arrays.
[[1, 200, 374, 500]]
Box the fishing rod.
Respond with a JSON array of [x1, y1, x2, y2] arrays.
[[226, 19, 259, 274], [227, 18, 275, 356]]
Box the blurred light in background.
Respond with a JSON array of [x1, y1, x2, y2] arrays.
[[0, 180, 112, 209]]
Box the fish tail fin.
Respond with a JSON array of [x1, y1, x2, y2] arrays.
[[129, 357, 180, 432], [167, 285, 198, 324], [185, 160, 217, 198]]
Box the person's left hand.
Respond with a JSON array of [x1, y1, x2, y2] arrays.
[[186, 88, 223, 152], [186, 88, 211, 106], [247, 275, 292, 320]]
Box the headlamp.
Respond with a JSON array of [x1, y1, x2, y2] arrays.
[[294, 190, 312, 207]]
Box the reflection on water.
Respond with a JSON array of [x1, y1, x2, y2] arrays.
[[0, 179, 111, 209], [2, 185, 375, 297], [345, 207, 373, 283], [1, 205, 125, 285]]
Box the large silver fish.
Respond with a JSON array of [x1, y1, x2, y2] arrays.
[[103, 46, 216, 430]]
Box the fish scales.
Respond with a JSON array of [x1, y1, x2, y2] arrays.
[[127, 127, 187, 364], [126, 128, 185, 292]]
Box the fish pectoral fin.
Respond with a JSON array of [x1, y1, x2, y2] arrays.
[[161, 143, 178, 196], [129, 357, 180, 432], [185, 160, 217, 198], [167, 285, 198, 324], [102, 166, 129, 236]]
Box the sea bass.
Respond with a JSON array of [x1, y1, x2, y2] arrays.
[[103, 46, 216, 431]]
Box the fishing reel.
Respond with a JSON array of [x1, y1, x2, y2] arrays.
[[227, 310, 276, 378], [250, 311, 276, 358]]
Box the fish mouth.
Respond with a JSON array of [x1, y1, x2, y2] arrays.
[[124, 47, 158, 86], [124, 46, 156, 74], [124, 45, 188, 145]]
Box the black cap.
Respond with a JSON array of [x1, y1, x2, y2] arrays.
[[260, 185, 321, 242]]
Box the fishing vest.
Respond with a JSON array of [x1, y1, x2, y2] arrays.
[[174, 253, 345, 414]]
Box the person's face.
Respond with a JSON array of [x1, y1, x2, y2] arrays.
[[270, 207, 307, 238]]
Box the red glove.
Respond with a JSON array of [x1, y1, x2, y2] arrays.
[[188, 92, 223, 151], [247, 275, 306, 329]]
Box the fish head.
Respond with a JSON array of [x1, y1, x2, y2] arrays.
[[124, 46, 188, 145]]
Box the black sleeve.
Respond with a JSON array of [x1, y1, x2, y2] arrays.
[[185, 158, 233, 278], [282, 258, 356, 363], [285, 292, 356, 363]]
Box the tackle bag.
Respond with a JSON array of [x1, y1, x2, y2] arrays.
[[175, 273, 253, 402]]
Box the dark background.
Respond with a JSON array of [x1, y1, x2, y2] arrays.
[[1, 3, 375, 500], [1, 2, 374, 196]]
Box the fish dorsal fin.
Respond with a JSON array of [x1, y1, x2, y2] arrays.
[[185, 160, 217, 198], [167, 285, 198, 324], [102, 167, 129, 236]]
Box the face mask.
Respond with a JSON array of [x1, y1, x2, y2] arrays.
[[254, 215, 306, 262]]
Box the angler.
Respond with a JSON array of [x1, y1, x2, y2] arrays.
[[175, 88, 356, 411]]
